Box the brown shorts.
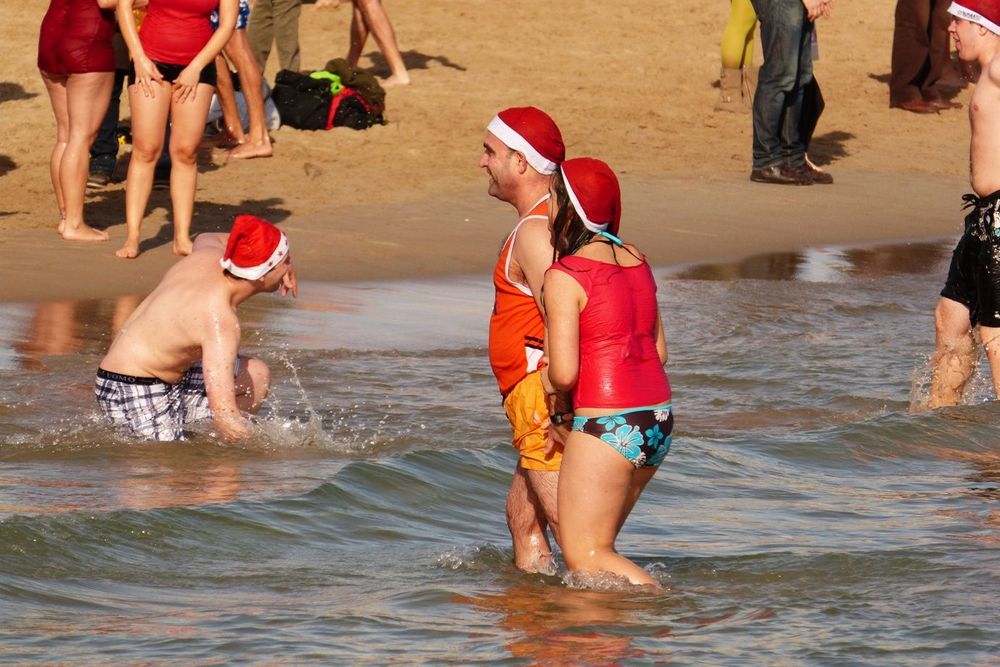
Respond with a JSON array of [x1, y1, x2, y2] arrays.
[[502, 370, 563, 472]]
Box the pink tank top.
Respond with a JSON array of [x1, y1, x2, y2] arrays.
[[547, 255, 671, 409]]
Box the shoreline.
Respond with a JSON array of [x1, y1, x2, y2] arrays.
[[0, 169, 967, 303]]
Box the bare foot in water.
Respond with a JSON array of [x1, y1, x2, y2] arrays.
[[173, 237, 193, 256], [115, 241, 140, 259], [382, 73, 410, 87], [61, 224, 110, 242], [228, 139, 273, 159]]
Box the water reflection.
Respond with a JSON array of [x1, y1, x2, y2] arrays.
[[10, 295, 141, 370], [458, 583, 659, 664], [670, 240, 953, 282]]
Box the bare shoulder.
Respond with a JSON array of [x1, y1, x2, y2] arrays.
[[623, 242, 648, 263], [193, 233, 228, 254], [514, 217, 553, 248]]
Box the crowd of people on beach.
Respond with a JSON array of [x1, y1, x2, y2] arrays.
[[33, 0, 1000, 587], [38, 0, 407, 257]]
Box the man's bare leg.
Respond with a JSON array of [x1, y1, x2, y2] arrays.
[[351, 0, 410, 86], [506, 464, 559, 572], [212, 54, 247, 149], [979, 324, 1000, 399], [930, 296, 977, 407], [225, 30, 273, 159]]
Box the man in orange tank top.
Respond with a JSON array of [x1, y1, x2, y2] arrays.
[[480, 107, 569, 572]]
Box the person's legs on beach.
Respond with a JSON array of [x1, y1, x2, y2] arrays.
[[247, 0, 276, 71], [557, 431, 659, 587], [213, 54, 246, 148], [349, 0, 410, 86], [930, 296, 976, 407], [119, 79, 171, 258], [273, 0, 303, 71], [167, 82, 216, 256], [41, 72, 70, 227], [749, 0, 814, 185], [89, 68, 127, 187], [224, 30, 273, 158], [43, 72, 114, 241], [718, 0, 757, 111]]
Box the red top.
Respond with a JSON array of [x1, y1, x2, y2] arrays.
[[38, 0, 116, 75], [488, 198, 549, 397], [547, 255, 671, 409], [139, 0, 218, 65]]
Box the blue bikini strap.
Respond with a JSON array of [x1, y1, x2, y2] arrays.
[[596, 230, 624, 246]]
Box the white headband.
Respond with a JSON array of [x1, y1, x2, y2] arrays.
[[219, 232, 289, 280], [487, 115, 559, 175], [561, 171, 608, 233]]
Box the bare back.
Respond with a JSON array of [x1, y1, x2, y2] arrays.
[[970, 56, 1000, 196], [100, 234, 240, 383]]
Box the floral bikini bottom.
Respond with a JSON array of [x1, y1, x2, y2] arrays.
[[571, 404, 673, 469]]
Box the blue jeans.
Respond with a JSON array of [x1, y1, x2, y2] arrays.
[[750, 0, 814, 170]]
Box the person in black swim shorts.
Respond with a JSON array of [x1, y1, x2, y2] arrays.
[[931, 0, 1000, 406]]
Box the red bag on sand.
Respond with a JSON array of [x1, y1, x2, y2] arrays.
[[325, 88, 382, 130]]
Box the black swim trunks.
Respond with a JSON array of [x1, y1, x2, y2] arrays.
[[941, 190, 1000, 327], [128, 59, 218, 88]]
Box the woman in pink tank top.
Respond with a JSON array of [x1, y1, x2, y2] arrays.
[[114, 0, 238, 259], [541, 157, 672, 588]]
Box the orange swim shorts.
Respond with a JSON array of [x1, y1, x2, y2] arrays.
[[502, 370, 563, 472]]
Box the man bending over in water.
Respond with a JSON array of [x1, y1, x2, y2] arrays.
[[932, 0, 1000, 406], [95, 214, 297, 440]]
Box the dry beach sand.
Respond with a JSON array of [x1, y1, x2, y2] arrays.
[[0, 0, 974, 302]]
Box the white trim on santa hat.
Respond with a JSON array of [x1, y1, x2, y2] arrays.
[[487, 115, 559, 175], [561, 171, 608, 233], [949, 1, 1000, 35], [219, 232, 289, 281]]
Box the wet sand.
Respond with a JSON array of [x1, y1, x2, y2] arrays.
[[0, 0, 973, 302]]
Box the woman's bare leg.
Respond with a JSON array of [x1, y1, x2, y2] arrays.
[[60, 72, 113, 241], [558, 431, 660, 587], [41, 72, 69, 232], [167, 83, 214, 256], [119, 80, 171, 258]]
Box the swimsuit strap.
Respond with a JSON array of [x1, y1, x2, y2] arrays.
[[595, 230, 624, 246]]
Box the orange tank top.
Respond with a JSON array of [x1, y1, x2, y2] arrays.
[[489, 197, 549, 397]]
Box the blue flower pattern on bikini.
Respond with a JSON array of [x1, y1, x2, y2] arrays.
[[597, 415, 627, 430], [601, 424, 644, 461], [644, 424, 664, 448]]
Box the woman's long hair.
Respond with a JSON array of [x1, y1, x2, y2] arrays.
[[549, 172, 595, 262]]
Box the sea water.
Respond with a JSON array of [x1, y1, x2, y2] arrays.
[[1, 240, 998, 665]]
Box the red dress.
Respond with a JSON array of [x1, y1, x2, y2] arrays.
[[38, 0, 115, 75]]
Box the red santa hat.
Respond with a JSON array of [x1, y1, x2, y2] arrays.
[[949, 0, 1000, 35], [486, 106, 565, 175], [560, 157, 622, 237], [219, 214, 289, 280]]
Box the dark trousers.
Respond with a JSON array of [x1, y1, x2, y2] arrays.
[[750, 0, 814, 170], [89, 68, 127, 174], [889, 0, 951, 105]]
